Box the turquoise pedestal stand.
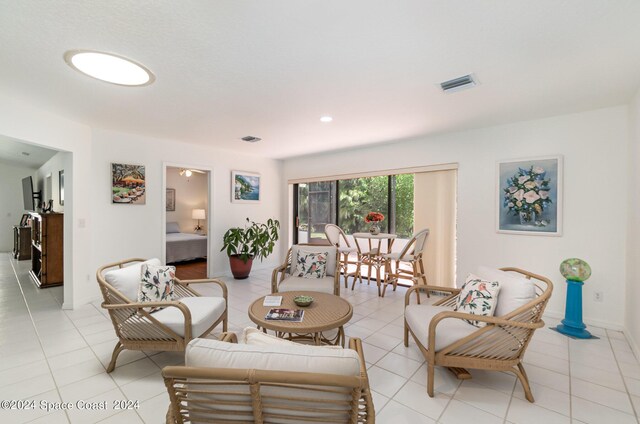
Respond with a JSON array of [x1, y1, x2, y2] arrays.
[[553, 279, 594, 339], [552, 257, 598, 339]]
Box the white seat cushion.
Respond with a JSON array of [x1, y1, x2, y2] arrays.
[[476, 266, 536, 317], [186, 337, 360, 376], [241, 327, 343, 349], [278, 276, 335, 294], [104, 258, 161, 301], [382, 252, 416, 261], [153, 296, 226, 337], [404, 304, 477, 351]]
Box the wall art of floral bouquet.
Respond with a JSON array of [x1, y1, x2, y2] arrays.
[[497, 156, 562, 236]]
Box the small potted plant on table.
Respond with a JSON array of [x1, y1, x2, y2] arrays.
[[221, 218, 280, 279]]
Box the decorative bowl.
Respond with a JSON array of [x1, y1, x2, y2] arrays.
[[293, 295, 314, 307]]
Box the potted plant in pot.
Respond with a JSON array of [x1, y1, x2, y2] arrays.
[[221, 218, 280, 279]]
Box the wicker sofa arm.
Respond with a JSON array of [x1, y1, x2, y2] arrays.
[[219, 332, 238, 343], [271, 261, 289, 293], [102, 300, 193, 339], [175, 278, 228, 299], [405, 285, 460, 306], [426, 310, 545, 353]]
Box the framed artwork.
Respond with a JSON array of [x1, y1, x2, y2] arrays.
[[166, 188, 176, 211], [111, 163, 146, 205], [58, 170, 64, 206], [232, 171, 261, 203], [497, 155, 563, 236]]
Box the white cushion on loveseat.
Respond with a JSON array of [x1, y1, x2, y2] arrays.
[[404, 304, 478, 351], [186, 337, 361, 376], [476, 266, 536, 317], [104, 258, 161, 301], [152, 297, 226, 337], [277, 276, 336, 294]]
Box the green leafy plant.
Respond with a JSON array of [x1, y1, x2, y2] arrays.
[[221, 218, 280, 263]]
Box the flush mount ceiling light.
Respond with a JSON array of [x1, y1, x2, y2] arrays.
[[320, 116, 333, 123], [64, 50, 155, 86]]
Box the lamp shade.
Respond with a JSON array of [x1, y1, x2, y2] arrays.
[[192, 209, 206, 220]]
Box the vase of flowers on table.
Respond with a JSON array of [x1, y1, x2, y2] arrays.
[[503, 166, 552, 226], [365, 212, 384, 235]]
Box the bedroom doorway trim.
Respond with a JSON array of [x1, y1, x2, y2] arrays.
[[162, 162, 214, 278]]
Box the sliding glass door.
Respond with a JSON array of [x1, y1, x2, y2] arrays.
[[295, 182, 336, 244]]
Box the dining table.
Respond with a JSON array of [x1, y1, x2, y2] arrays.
[[352, 232, 397, 296]]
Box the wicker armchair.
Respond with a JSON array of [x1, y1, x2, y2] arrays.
[[404, 267, 552, 402], [96, 258, 228, 372], [163, 334, 374, 423], [271, 245, 341, 295]]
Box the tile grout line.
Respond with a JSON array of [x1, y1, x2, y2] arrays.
[[8, 254, 71, 424], [607, 333, 640, 420]]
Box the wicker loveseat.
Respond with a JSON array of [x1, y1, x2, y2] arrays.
[[97, 258, 228, 372], [163, 333, 374, 423], [404, 266, 552, 402]]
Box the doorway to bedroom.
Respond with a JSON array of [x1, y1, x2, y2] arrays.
[[165, 166, 210, 279]]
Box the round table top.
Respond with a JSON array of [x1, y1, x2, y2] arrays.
[[248, 291, 353, 333], [352, 232, 398, 240]]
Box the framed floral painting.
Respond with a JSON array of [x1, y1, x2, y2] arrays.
[[497, 155, 563, 236]]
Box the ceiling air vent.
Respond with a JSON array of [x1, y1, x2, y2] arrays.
[[440, 74, 477, 93], [241, 136, 261, 143]]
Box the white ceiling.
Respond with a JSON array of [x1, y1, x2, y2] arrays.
[[0, 135, 58, 168], [1, 1, 640, 159]]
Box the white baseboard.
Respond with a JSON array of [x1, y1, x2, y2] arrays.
[[623, 326, 640, 361], [543, 310, 624, 331]]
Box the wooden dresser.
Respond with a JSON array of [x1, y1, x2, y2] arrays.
[[29, 212, 64, 288]]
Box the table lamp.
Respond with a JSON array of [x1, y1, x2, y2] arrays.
[[553, 258, 596, 339], [192, 209, 206, 232]]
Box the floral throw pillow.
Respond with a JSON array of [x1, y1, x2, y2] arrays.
[[455, 274, 501, 327], [138, 264, 176, 311], [294, 250, 328, 279]]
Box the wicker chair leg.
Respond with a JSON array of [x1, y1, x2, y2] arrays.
[[403, 322, 409, 347], [106, 341, 124, 373], [514, 363, 535, 402], [223, 317, 228, 332], [427, 363, 435, 397]]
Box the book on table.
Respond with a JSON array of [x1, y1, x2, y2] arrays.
[[265, 308, 304, 322]]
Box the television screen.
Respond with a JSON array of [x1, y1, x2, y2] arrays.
[[22, 176, 34, 211]]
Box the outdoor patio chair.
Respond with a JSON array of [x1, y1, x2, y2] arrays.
[[325, 223, 363, 289], [381, 228, 429, 297]]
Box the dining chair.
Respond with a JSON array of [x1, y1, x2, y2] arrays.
[[324, 224, 363, 289], [381, 228, 429, 297]]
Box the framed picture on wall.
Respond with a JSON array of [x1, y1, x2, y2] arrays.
[[497, 155, 563, 236], [231, 171, 261, 203], [111, 163, 146, 205], [166, 188, 176, 211]]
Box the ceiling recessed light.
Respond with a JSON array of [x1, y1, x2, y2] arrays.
[[320, 116, 333, 123], [64, 50, 155, 86]]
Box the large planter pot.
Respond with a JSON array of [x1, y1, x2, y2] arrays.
[[229, 255, 254, 279]]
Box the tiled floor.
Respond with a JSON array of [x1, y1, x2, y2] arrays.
[[1, 253, 639, 423]]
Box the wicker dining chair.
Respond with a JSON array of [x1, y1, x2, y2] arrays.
[[381, 228, 429, 297], [96, 258, 228, 372], [271, 245, 341, 295], [325, 224, 363, 289], [404, 267, 553, 402], [163, 333, 375, 423]]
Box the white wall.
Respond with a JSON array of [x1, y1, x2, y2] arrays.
[[0, 162, 35, 252], [626, 90, 640, 356], [166, 167, 208, 234], [36, 152, 70, 213], [90, 128, 283, 288], [283, 106, 629, 329]]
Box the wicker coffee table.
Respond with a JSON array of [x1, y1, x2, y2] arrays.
[[248, 291, 353, 346]]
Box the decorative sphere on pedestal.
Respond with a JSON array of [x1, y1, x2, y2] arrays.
[[554, 258, 596, 339]]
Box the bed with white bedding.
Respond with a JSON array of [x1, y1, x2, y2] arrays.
[[166, 222, 207, 263]]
